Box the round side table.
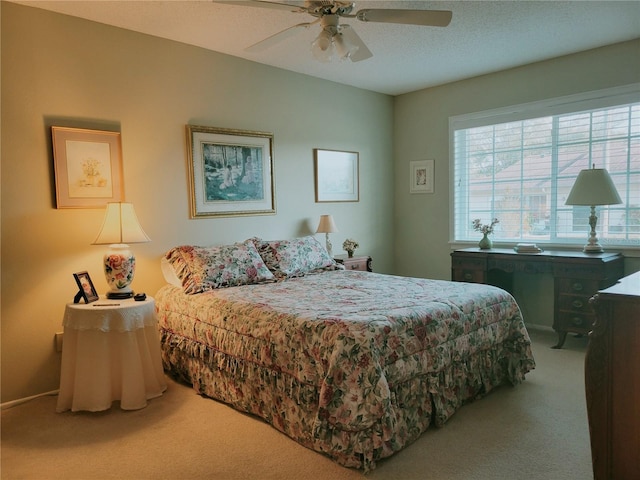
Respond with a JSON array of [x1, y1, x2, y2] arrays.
[[56, 297, 167, 412]]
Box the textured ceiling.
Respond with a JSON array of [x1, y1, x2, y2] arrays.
[[13, 0, 640, 95]]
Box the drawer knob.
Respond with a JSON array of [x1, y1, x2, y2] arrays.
[[464, 273, 473, 281], [571, 316, 584, 326], [572, 300, 584, 309], [572, 282, 584, 292], [350, 264, 358, 269]]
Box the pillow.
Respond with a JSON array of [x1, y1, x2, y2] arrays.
[[249, 235, 338, 279], [165, 241, 275, 294], [160, 257, 182, 287]]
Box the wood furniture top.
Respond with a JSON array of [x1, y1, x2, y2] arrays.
[[586, 271, 640, 480], [451, 248, 624, 348]]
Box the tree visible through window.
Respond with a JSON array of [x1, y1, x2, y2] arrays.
[[452, 90, 640, 248]]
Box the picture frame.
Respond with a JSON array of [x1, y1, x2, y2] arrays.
[[186, 125, 276, 218], [72, 271, 99, 304], [52, 127, 124, 208], [410, 159, 435, 194], [314, 149, 359, 202]]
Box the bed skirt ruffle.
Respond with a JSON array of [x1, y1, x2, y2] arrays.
[[160, 329, 534, 471]]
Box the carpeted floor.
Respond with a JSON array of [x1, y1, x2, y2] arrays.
[[1, 329, 593, 480]]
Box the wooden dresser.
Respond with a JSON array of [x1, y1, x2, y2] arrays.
[[586, 271, 640, 480], [451, 248, 624, 348]]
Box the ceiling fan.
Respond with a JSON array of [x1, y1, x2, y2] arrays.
[[216, 1, 452, 63]]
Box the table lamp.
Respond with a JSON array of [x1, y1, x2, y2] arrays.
[[565, 165, 621, 253], [93, 202, 151, 298], [316, 214, 338, 256]]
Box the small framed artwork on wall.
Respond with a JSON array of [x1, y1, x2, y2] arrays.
[[51, 127, 124, 208], [410, 159, 434, 194]]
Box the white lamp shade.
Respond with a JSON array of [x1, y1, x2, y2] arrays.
[[565, 167, 622, 206], [93, 202, 151, 245], [316, 214, 338, 233]]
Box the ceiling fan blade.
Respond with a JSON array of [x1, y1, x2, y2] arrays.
[[213, 1, 306, 13], [355, 9, 452, 27], [339, 25, 372, 63], [246, 22, 312, 52]]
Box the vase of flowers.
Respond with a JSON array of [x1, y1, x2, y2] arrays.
[[342, 238, 359, 258], [472, 218, 499, 249]]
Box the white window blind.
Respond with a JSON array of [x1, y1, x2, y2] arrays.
[[451, 85, 640, 248]]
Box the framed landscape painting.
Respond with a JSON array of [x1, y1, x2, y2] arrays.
[[186, 125, 276, 218]]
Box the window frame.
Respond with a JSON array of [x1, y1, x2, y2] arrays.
[[449, 83, 640, 252]]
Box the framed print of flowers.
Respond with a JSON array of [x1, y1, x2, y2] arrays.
[[52, 127, 124, 208], [410, 159, 434, 194]]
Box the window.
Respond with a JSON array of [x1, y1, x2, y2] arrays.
[[451, 85, 640, 248]]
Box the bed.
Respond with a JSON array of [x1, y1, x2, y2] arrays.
[[155, 236, 535, 471]]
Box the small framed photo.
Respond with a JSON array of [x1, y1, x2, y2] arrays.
[[186, 125, 276, 218], [410, 159, 434, 194], [73, 271, 99, 304], [314, 149, 359, 202], [52, 127, 124, 208]]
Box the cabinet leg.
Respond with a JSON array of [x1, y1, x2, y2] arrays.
[[552, 331, 567, 349]]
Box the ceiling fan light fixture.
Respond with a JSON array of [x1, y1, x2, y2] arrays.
[[233, 3, 453, 63], [311, 28, 334, 62], [334, 32, 358, 60]]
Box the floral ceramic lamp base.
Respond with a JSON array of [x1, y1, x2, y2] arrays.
[[103, 244, 136, 299]]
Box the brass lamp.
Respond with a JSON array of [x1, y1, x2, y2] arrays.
[[316, 214, 338, 256], [565, 165, 622, 253]]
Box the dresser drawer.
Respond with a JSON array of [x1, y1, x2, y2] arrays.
[[452, 268, 485, 283], [557, 277, 599, 295], [557, 294, 592, 313], [556, 311, 595, 332], [451, 256, 485, 270], [451, 255, 486, 283], [342, 258, 368, 271], [335, 255, 371, 272]]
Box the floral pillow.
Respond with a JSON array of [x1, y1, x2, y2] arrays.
[[165, 241, 275, 294], [249, 235, 340, 279]]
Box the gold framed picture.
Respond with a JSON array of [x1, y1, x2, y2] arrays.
[[186, 125, 276, 218], [52, 127, 124, 208]]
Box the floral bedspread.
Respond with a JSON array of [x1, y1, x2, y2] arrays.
[[155, 270, 535, 471]]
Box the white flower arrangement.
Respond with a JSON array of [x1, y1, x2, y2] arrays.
[[472, 218, 499, 235], [342, 238, 359, 253]]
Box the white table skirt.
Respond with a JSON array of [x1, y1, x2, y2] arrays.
[[56, 298, 167, 412]]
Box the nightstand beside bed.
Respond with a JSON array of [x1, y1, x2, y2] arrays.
[[56, 296, 167, 413], [334, 254, 372, 272]]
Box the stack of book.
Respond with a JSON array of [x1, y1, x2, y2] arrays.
[[514, 243, 543, 254]]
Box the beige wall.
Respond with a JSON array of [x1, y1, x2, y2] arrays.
[[1, 3, 394, 402], [3, 2, 639, 403], [393, 39, 640, 328]]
